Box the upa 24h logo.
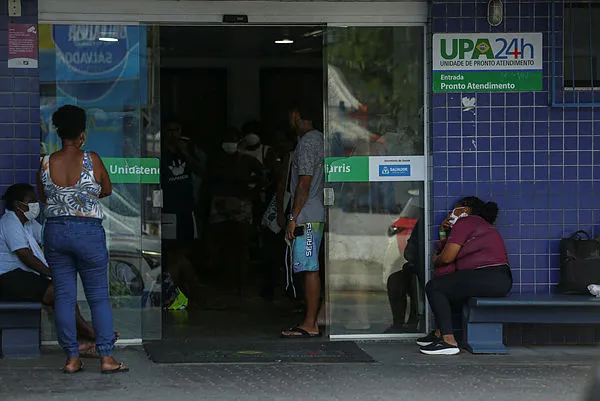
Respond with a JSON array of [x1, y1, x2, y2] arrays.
[[439, 37, 536, 67]]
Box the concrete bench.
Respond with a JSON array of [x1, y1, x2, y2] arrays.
[[463, 294, 600, 354], [0, 302, 42, 358]]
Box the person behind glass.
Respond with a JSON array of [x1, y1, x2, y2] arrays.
[[37, 105, 128, 374], [418, 196, 512, 356], [386, 212, 424, 333]]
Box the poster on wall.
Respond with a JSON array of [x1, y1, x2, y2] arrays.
[[39, 24, 147, 158], [432, 33, 543, 92], [8, 24, 38, 68], [326, 156, 425, 182]]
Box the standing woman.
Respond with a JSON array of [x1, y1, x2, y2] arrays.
[[38, 105, 128, 374]]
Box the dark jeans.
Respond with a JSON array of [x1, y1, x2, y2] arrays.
[[44, 217, 115, 357], [425, 265, 512, 336]]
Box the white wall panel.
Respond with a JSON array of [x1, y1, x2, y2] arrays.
[[39, 0, 427, 25]]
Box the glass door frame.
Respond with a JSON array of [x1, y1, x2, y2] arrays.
[[39, 1, 429, 342], [37, 22, 162, 346], [324, 22, 431, 340]]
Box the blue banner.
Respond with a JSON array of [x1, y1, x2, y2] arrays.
[[40, 24, 148, 158]]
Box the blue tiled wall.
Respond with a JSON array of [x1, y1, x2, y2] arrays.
[[431, 0, 600, 294], [0, 0, 40, 215]]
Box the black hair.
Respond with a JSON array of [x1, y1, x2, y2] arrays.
[[223, 127, 241, 142], [457, 196, 499, 224], [1, 183, 35, 211], [291, 105, 323, 130], [52, 105, 86, 141], [241, 120, 262, 137]]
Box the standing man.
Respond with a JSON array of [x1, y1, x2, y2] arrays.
[[161, 117, 205, 307], [281, 107, 325, 338]]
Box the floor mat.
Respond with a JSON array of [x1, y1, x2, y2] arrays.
[[144, 340, 375, 363]]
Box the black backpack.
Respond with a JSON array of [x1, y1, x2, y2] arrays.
[[558, 230, 600, 294]]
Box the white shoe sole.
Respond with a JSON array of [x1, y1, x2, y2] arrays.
[[420, 347, 460, 355], [416, 341, 433, 347]]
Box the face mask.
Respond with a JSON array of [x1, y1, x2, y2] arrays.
[[243, 134, 261, 147], [222, 142, 238, 155], [21, 202, 40, 221], [447, 208, 468, 226]]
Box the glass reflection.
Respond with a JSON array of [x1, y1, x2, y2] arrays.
[[325, 26, 425, 336], [39, 24, 160, 341]]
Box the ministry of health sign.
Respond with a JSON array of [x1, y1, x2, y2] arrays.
[[433, 33, 543, 92]]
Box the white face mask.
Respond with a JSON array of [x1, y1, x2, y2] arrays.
[[243, 134, 261, 148], [222, 142, 238, 155], [21, 202, 40, 221], [448, 208, 468, 226]]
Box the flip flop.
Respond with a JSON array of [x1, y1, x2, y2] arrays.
[[63, 362, 84, 374], [101, 362, 129, 375], [280, 325, 322, 339]]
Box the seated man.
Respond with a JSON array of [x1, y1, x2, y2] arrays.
[[0, 183, 114, 355]]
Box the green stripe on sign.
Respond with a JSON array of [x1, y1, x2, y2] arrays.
[[103, 157, 160, 184], [433, 71, 543, 92], [325, 156, 369, 182]]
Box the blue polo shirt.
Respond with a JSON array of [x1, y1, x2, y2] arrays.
[[0, 210, 42, 275]]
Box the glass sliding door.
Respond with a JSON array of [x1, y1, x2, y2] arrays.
[[39, 24, 161, 342], [324, 26, 426, 337]]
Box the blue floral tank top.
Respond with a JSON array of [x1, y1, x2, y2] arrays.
[[41, 151, 104, 219]]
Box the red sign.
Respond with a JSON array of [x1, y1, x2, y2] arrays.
[[8, 24, 38, 69]]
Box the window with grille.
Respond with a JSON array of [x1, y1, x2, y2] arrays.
[[563, 2, 600, 89]]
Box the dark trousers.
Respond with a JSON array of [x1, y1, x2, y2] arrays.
[[387, 269, 419, 327], [259, 227, 286, 300], [425, 265, 512, 335]]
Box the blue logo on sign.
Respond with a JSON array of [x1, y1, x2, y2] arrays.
[[52, 25, 129, 75], [379, 165, 410, 177]]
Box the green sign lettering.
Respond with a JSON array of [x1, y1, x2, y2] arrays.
[[103, 157, 160, 184], [472, 39, 494, 59], [325, 156, 369, 182], [440, 38, 458, 59]]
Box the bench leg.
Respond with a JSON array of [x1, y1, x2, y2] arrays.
[[1, 328, 41, 358], [464, 322, 506, 354]]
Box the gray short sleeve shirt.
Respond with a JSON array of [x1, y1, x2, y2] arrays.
[[290, 130, 325, 224]]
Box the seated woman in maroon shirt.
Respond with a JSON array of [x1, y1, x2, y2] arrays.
[[418, 196, 512, 356]]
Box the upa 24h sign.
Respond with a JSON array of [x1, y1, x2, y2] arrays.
[[433, 33, 543, 92]]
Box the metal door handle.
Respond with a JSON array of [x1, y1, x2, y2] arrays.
[[152, 190, 163, 208]]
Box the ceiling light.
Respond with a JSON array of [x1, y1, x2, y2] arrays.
[[275, 39, 294, 44], [98, 37, 118, 42]]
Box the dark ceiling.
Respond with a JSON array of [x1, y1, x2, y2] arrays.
[[160, 26, 324, 58]]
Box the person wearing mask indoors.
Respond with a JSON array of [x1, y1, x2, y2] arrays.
[[0, 184, 106, 357], [418, 197, 512, 356], [207, 128, 264, 298], [239, 121, 277, 231], [161, 118, 205, 307], [239, 122, 280, 300], [239, 120, 276, 168]]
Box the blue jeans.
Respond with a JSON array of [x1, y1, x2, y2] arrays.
[[44, 217, 115, 357]]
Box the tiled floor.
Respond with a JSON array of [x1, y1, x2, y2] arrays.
[[0, 343, 597, 401]]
